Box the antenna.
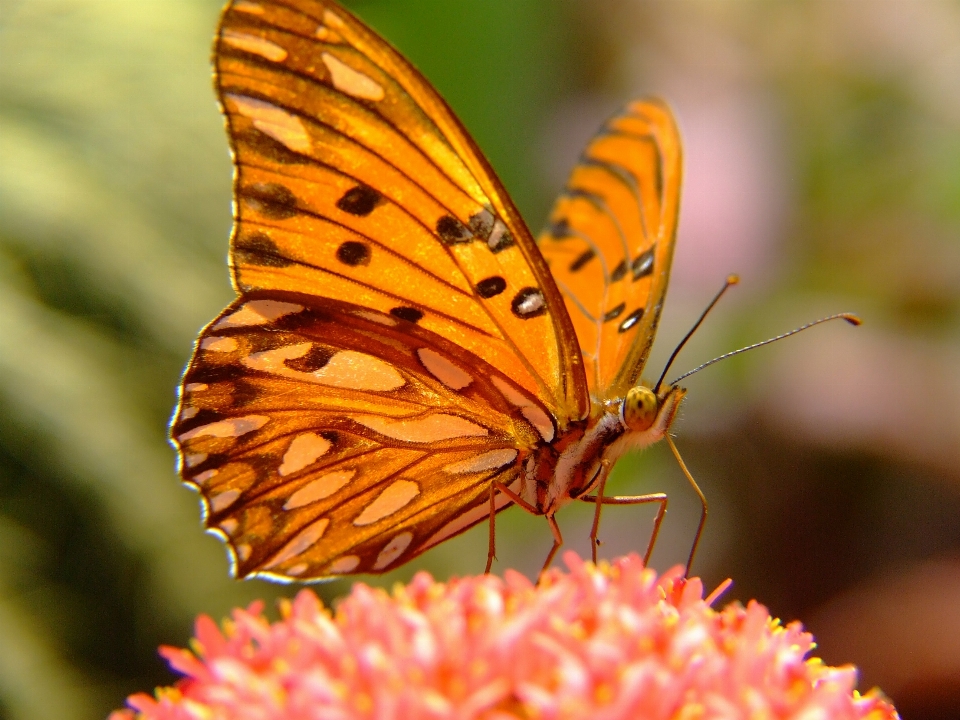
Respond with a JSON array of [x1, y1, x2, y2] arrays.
[[668, 312, 862, 387], [654, 275, 739, 394]]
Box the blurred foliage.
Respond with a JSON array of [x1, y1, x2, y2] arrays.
[[1, 1, 959, 719]]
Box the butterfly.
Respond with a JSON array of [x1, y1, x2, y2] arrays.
[[171, 0, 689, 582]]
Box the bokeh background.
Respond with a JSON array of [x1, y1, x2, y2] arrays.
[[2, 0, 959, 718]]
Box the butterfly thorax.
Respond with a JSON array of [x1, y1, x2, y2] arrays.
[[521, 385, 686, 515]]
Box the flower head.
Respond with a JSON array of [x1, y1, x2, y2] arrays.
[[111, 553, 898, 719]]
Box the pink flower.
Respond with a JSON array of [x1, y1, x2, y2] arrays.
[[111, 553, 899, 720]]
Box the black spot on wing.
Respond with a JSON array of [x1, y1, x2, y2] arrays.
[[390, 306, 424, 323], [284, 345, 334, 373], [336, 241, 370, 266], [632, 248, 655, 280], [511, 287, 546, 319], [336, 185, 383, 216], [618, 308, 644, 333], [466, 210, 514, 253], [476, 276, 506, 298], [468, 209, 494, 237], [236, 127, 308, 165], [547, 218, 571, 239], [234, 231, 294, 268], [436, 215, 472, 245], [603, 303, 625, 322], [611, 259, 628, 282], [569, 249, 596, 273], [487, 223, 514, 253], [240, 182, 299, 220]]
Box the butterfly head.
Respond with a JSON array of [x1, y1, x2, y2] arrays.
[[619, 384, 686, 437]]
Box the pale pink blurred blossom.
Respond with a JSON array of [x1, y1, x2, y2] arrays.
[[111, 553, 899, 720]]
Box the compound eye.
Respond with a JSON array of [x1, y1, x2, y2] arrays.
[[623, 386, 659, 431]]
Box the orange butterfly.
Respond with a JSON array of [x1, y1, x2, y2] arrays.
[[172, 0, 690, 581]]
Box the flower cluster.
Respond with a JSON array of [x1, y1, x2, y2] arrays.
[[111, 553, 898, 719]]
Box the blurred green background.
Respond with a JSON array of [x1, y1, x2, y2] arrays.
[[2, 1, 959, 718]]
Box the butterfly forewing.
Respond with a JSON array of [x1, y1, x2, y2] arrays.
[[172, 295, 543, 578], [216, 0, 588, 423], [537, 100, 682, 399]]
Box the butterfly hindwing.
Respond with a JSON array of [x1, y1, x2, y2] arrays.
[[216, 0, 588, 423], [537, 100, 682, 399], [172, 295, 546, 578]]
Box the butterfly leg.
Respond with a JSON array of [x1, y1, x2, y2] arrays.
[[586, 461, 611, 563], [664, 433, 707, 577], [580, 490, 668, 567], [579, 464, 608, 563], [486, 479, 540, 574], [486, 482, 497, 573], [540, 515, 564, 579]]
